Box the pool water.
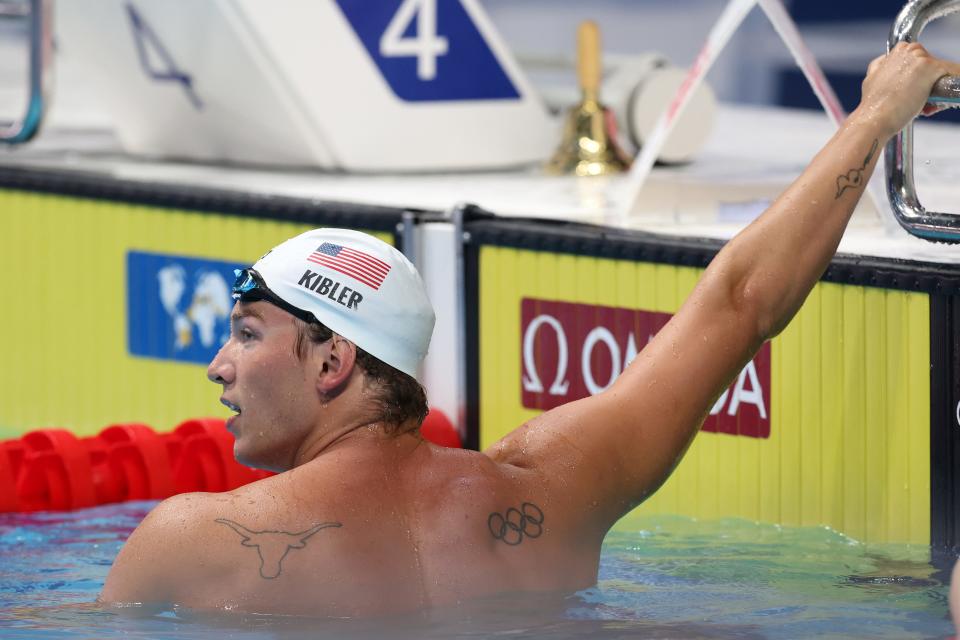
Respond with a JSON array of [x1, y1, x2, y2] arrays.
[[0, 502, 954, 639]]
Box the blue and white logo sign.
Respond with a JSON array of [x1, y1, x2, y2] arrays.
[[334, 0, 519, 102], [127, 251, 242, 364]]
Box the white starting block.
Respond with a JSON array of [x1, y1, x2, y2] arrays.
[[56, 0, 555, 171]]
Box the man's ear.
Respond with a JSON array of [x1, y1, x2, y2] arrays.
[[316, 334, 357, 394]]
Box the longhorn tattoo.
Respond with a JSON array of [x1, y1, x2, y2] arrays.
[[216, 518, 342, 579]]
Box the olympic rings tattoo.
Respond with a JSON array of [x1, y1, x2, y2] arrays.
[[488, 502, 544, 545]]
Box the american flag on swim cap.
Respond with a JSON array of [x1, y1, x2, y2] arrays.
[[307, 242, 392, 290]]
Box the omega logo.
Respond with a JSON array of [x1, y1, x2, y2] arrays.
[[519, 298, 772, 438], [522, 314, 570, 396]]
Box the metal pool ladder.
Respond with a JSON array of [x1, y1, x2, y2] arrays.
[[887, 0, 960, 242], [0, 0, 52, 144]]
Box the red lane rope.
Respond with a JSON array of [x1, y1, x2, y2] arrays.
[[0, 410, 460, 513]]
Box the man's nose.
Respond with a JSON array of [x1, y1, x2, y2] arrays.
[[207, 345, 234, 385]]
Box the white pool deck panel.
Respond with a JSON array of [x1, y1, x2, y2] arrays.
[[2, 103, 960, 266]]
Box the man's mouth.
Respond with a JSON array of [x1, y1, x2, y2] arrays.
[[221, 398, 242, 415]]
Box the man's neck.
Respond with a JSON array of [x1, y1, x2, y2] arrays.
[[291, 419, 418, 469]]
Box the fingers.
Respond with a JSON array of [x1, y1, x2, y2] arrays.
[[921, 69, 959, 118], [940, 60, 960, 76], [856, 41, 956, 136], [893, 41, 930, 56], [888, 42, 950, 85], [867, 43, 930, 79]]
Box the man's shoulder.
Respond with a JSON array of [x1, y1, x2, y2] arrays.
[[144, 488, 293, 553], [140, 491, 230, 533], [131, 491, 239, 556], [101, 492, 228, 607]]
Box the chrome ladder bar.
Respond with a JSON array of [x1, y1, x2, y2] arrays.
[[886, 0, 960, 242], [0, 0, 52, 144]]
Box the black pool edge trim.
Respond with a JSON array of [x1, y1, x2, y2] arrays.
[[462, 212, 960, 296], [0, 164, 423, 232], [464, 238, 481, 452], [931, 294, 960, 557], [4, 166, 957, 294]]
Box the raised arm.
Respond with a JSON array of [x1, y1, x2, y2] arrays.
[[714, 45, 958, 341], [487, 43, 958, 535]]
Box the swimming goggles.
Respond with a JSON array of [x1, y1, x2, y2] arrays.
[[231, 268, 317, 325]]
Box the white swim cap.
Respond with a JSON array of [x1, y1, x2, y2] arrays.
[[249, 228, 435, 378]]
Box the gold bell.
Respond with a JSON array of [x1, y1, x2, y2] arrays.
[[546, 20, 631, 176]]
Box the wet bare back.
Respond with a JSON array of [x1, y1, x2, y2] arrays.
[[102, 434, 604, 616]]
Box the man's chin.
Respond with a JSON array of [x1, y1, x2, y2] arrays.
[[234, 449, 257, 468], [232, 443, 258, 469], [233, 445, 285, 474]]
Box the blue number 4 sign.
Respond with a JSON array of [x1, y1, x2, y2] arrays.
[[335, 0, 519, 102]]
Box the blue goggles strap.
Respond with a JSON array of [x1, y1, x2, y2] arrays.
[[231, 268, 317, 325], [232, 269, 258, 299]]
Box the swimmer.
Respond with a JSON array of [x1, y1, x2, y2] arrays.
[[100, 43, 960, 617]]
